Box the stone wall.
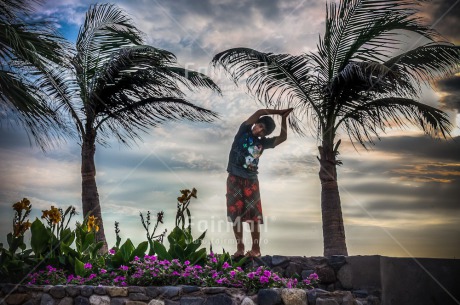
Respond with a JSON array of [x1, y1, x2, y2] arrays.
[[0, 284, 372, 305]]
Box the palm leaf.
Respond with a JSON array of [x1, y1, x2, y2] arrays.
[[95, 97, 219, 145], [337, 97, 452, 147]]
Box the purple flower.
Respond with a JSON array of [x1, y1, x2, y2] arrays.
[[303, 279, 311, 285], [247, 272, 255, 279], [184, 260, 190, 266], [263, 270, 271, 277], [222, 262, 231, 269], [230, 270, 236, 277], [134, 256, 140, 261], [119, 265, 129, 271], [100, 269, 107, 274], [260, 276, 270, 284], [88, 273, 97, 280], [309, 273, 319, 280], [121, 281, 127, 286], [109, 248, 116, 255], [84, 263, 92, 269]]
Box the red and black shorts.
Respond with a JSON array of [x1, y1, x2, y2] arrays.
[[226, 173, 263, 224]]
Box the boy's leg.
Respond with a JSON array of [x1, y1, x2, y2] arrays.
[[249, 221, 261, 256], [232, 219, 245, 256]]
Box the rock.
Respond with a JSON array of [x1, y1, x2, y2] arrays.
[[50, 286, 66, 299], [89, 295, 110, 305], [272, 255, 289, 267], [257, 289, 282, 305], [107, 288, 128, 297], [40, 294, 55, 305], [81, 287, 94, 298], [326, 284, 334, 292], [315, 266, 336, 284], [66, 286, 81, 297], [203, 294, 232, 305], [285, 262, 303, 278], [74, 296, 90, 305], [316, 298, 339, 305], [224, 288, 246, 304], [129, 294, 149, 302], [367, 296, 380, 305], [128, 288, 144, 294], [94, 287, 106, 295], [179, 297, 204, 305], [43, 287, 53, 293], [301, 270, 315, 280], [307, 289, 316, 305], [272, 267, 285, 277], [328, 256, 346, 271], [260, 256, 273, 267], [2, 284, 18, 294], [181, 286, 199, 294], [58, 297, 73, 305], [240, 297, 255, 305], [126, 302, 149, 305], [145, 287, 160, 298], [337, 264, 353, 289], [202, 287, 225, 294], [147, 301, 165, 305], [352, 290, 368, 298], [159, 287, 181, 298], [281, 289, 307, 305], [341, 291, 354, 305], [110, 298, 128, 305], [5, 293, 29, 305], [23, 299, 38, 305]]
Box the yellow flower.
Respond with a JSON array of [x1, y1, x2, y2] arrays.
[[13, 220, 31, 237], [12, 198, 31, 212], [41, 206, 62, 225], [87, 215, 99, 232]]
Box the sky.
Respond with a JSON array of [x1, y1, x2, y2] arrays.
[[1, 0, 459, 259]]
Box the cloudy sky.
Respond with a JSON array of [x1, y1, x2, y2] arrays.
[[1, 0, 459, 259]]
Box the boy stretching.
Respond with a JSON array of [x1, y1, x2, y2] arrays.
[[226, 108, 293, 257]]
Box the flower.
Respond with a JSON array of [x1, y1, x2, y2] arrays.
[[184, 260, 190, 266], [12, 198, 31, 212], [109, 248, 116, 255], [87, 215, 99, 232], [41, 206, 62, 224], [119, 265, 129, 271], [100, 269, 107, 274], [260, 276, 269, 284], [222, 262, 231, 269], [190, 188, 197, 198], [84, 263, 92, 269], [13, 220, 31, 237]]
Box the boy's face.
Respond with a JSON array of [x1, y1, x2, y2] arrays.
[[252, 123, 267, 137]]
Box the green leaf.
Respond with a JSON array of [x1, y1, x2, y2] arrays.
[[30, 218, 50, 256], [190, 248, 207, 265], [74, 257, 85, 276], [153, 241, 172, 261], [132, 241, 148, 260]]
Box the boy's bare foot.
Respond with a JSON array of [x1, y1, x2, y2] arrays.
[[245, 250, 261, 258], [233, 244, 245, 258]]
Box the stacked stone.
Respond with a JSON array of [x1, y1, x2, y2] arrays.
[[0, 284, 378, 305]]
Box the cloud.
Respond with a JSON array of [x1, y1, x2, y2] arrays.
[[421, 0, 460, 43], [436, 75, 460, 113]]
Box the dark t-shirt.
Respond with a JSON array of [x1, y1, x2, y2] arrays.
[[227, 122, 276, 179]]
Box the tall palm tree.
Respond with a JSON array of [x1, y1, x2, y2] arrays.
[[0, 0, 71, 149], [50, 3, 220, 252], [212, 0, 459, 256]]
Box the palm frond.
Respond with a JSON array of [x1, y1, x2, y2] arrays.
[[212, 47, 319, 135], [336, 97, 452, 147], [75, 3, 143, 94], [95, 97, 219, 146], [384, 43, 460, 83], [162, 67, 222, 95]]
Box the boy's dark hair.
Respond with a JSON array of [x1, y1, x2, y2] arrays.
[[257, 116, 276, 136]]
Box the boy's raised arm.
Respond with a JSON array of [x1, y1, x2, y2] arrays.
[[273, 108, 293, 147], [244, 109, 288, 125]]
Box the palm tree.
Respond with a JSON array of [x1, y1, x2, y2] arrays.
[[49, 3, 221, 252], [212, 0, 459, 256], [0, 0, 71, 149]]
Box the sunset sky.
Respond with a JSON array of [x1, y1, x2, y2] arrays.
[[1, 0, 459, 259]]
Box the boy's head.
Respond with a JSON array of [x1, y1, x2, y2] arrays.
[[252, 116, 276, 137]]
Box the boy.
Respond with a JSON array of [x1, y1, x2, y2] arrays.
[[226, 108, 293, 257]]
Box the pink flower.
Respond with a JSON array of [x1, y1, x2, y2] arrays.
[[184, 260, 190, 266], [84, 263, 92, 269], [230, 270, 236, 277], [109, 248, 116, 255], [309, 273, 319, 280], [260, 276, 269, 284], [222, 262, 231, 269], [247, 272, 255, 279], [100, 269, 107, 274], [263, 270, 271, 277], [119, 265, 129, 271], [134, 256, 140, 261]]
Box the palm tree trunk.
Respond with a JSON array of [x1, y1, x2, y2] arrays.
[[318, 140, 348, 256], [81, 133, 108, 253]]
